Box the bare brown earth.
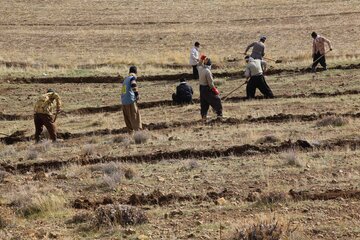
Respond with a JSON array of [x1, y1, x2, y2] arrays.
[[2, 1, 360, 239]]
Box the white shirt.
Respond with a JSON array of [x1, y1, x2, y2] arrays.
[[189, 47, 199, 66], [244, 58, 267, 77]]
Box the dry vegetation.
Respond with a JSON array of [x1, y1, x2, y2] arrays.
[[1, 0, 360, 239]]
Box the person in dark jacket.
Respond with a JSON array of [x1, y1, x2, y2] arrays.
[[172, 78, 193, 104]]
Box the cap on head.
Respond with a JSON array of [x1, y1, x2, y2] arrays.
[[180, 78, 186, 83], [311, 32, 317, 38], [47, 88, 55, 93], [194, 41, 200, 47], [260, 35, 267, 42], [129, 65, 137, 74], [200, 54, 206, 61]]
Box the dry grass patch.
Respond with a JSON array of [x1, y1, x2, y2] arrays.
[[316, 116, 349, 127], [281, 150, 303, 167], [9, 185, 67, 218], [230, 217, 301, 240]]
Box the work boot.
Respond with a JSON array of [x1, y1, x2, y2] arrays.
[[201, 115, 207, 123], [311, 66, 316, 73]]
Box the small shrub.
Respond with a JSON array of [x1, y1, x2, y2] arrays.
[[123, 166, 136, 179], [316, 116, 349, 127], [232, 220, 283, 240], [133, 131, 150, 144], [0, 170, 6, 183], [256, 135, 280, 144], [94, 204, 148, 227], [102, 171, 122, 189], [281, 150, 302, 167], [90, 162, 123, 189], [26, 147, 38, 160], [188, 160, 199, 170], [0, 145, 16, 158], [82, 144, 97, 157], [113, 135, 131, 145], [35, 140, 52, 153], [257, 191, 288, 205], [0, 215, 7, 229]]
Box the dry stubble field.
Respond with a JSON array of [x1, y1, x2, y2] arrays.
[[1, 1, 360, 240]]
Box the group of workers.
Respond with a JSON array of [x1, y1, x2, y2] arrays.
[[33, 32, 333, 142]]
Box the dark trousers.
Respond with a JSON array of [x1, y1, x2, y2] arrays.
[[200, 85, 223, 118], [192, 65, 199, 79], [246, 75, 274, 99], [34, 113, 57, 142], [312, 51, 326, 70], [172, 93, 192, 105]]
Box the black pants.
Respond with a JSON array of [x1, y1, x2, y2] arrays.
[[246, 75, 274, 99], [200, 85, 223, 118], [172, 93, 192, 105], [192, 65, 199, 79], [312, 51, 326, 70]]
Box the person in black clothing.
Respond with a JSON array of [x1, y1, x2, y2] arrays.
[[172, 78, 193, 104]]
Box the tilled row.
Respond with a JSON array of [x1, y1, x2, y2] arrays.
[[1, 89, 359, 121], [1, 112, 359, 145], [4, 63, 360, 84], [1, 136, 359, 174], [70, 187, 360, 210]]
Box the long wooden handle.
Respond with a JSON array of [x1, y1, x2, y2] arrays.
[[222, 82, 247, 101]]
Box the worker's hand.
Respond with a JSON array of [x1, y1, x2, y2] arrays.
[[136, 95, 140, 101], [211, 87, 220, 95]]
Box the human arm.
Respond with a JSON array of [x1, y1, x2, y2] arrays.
[[244, 66, 251, 78], [52, 93, 62, 112], [322, 37, 332, 51], [245, 42, 255, 54], [261, 60, 267, 72], [190, 48, 199, 64], [130, 77, 139, 100]]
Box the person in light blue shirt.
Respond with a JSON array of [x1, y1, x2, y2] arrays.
[[121, 66, 142, 132]]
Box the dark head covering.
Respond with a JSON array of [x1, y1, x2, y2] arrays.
[[129, 66, 137, 74], [205, 58, 212, 66], [195, 41, 200, 47], [311, 32, 317, 38], [47, 89, 55, 93], [180, 78, 186, 83]]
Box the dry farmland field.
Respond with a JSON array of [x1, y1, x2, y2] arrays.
[[1, 0, 360, 239]]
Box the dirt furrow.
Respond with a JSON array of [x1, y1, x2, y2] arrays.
[[1, 137, 359, 174], [1, 89, 359, 121], [1, 10, 359, 28], [1, 112, 360, 145], [3, 63, 360, 84]]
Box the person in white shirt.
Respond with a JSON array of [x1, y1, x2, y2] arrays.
[[189, 42, 200, 79], [244, 56, 274, 99]]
